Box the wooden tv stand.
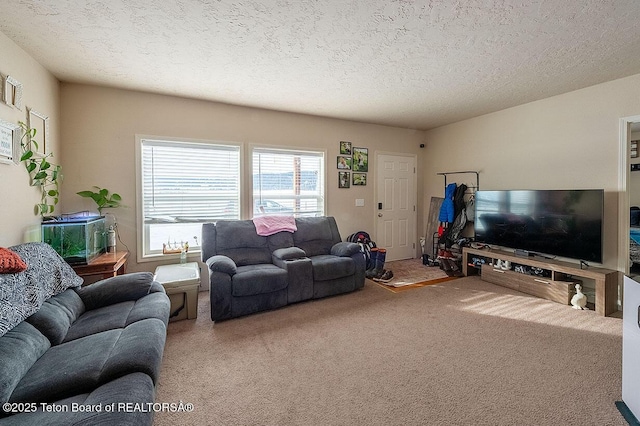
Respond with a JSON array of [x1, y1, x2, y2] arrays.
[[462, 247, 619, 316]]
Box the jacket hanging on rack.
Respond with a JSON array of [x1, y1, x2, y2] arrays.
[[453, 184, 467, 218], [439, 184, 468, 247], [438, 183, 457, 223], [466, 194, 475, 222]]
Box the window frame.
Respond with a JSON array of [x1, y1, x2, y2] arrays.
[[135, 135, 244, 262], [249, 144, 327, 219]]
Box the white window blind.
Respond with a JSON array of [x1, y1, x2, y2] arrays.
[[141, 139, 240, 256], [252, 148, 324, 217]]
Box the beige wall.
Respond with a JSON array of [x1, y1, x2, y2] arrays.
[[60, 84, 424, 273], [423, 73, 640, 271], [0, 32, 60, 246]]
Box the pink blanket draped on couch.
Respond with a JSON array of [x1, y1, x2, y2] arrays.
[[252, 215, 297, 236]]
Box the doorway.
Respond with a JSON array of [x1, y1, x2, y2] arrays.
[[375, 153, 417, 262], [619, 116, 640, 277]]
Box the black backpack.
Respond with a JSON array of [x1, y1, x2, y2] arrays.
[[346, 231, 377, 268]]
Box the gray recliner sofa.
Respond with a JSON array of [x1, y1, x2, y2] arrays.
[[0, 243, 170, 426], [202, 216, 365, 321]]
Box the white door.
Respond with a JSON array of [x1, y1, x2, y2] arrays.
[[375, 153, 417, 261]]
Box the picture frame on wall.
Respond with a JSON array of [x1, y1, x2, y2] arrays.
[[352, 147, 368, 172], [339, 141, 352, 155], [337, 155, 351, 169], [353, 172, 367, 186], [4, 76, 23, 110], [27, 108, 49, 156], [0, 118, 21, 164], [339, 171, 350, 188]]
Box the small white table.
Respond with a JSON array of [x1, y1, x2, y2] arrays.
[[154, 262, 200, 321]]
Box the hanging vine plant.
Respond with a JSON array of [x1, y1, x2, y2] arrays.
[[19, 121, 62, 215]]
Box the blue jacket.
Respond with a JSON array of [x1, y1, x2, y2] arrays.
[[438, 183, 457, 223]]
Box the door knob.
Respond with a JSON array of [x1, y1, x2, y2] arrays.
[[378, 213, 383, 217]]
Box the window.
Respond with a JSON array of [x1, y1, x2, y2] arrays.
[[252, 148, 324, 217], [139, 138, 240, 257]]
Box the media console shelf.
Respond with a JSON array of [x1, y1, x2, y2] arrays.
[[462, 247, 619, 316]]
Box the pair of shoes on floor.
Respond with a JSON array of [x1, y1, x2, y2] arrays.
[[367, 268, 384, 280], [373, 270, 394, 283], [437, 249, 455, 259]]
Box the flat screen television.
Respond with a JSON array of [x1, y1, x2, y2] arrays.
[[474, 189, 604, 263]]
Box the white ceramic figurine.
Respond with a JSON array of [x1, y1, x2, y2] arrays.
[[571, 283, 588, 310]]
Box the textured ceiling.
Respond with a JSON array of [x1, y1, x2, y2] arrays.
[[0, 1, 639, 130]]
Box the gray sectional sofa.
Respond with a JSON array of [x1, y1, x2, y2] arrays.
[[0, 243, 170, 426], [202, 216, 365, 321]]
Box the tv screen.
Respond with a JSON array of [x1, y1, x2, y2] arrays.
[[474, 189, 604, 263]]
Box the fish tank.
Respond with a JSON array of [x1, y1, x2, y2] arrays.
[[41, 215, 106, 265]]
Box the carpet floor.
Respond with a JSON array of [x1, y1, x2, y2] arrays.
[[154, 276, 624, 426]]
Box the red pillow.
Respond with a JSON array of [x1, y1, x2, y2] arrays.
[[0, 247, 28, 274]]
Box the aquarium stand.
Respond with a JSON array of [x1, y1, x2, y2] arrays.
[[72, 251, 129, 284]]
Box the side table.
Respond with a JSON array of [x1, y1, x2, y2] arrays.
[[72, 251, 129, 284], [154, 262, 200, 321]]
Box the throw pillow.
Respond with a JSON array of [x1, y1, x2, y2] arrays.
[[0, 247, 28, 273]]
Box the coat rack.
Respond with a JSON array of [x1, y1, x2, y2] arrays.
[[436, 170, 479, 193], [428, 170, 480, 269]]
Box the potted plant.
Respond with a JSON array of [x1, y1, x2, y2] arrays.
[[77, 186, 123, 215], [19, 121, 62, 216]]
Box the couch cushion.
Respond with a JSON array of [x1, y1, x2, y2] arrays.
[[232, 265, 288, 296], [311, 255, 355, 281], [119, 290, 170, 328], [63, 292, 170, 343], [293, 217, 340, 257], [216, 221, 272, 266], [295, 240, 331, 258], [1, 373, 155, 426], [267, 231, 294, 252], [220, 248, 272, 267], [75, 272, 157, 311], [26, 289, 85, 346], [9, 318, 166, 404], [0, 322, 50, 405]]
